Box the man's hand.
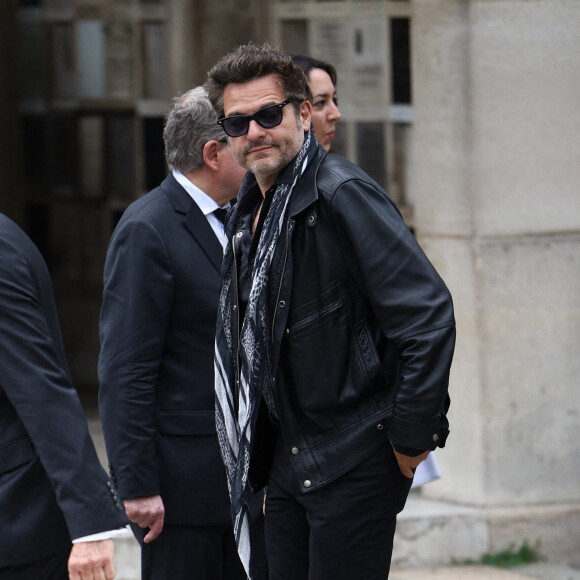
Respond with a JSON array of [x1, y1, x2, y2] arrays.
[[124, 495, 165, 543], [391, 444, 431, 479], [68, 539, 115, 580]]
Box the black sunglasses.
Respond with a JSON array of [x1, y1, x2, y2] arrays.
[[217, 98, 295, 138]]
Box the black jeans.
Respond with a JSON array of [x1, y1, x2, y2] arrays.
[[264, 436, 412, 580]]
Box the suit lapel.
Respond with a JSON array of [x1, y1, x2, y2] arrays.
[[183, 209, 224, 273], [161, 174, 224, 273]]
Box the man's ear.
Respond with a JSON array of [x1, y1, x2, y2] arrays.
[[203, 140, 220, 171], [300, 100, 312, 132]]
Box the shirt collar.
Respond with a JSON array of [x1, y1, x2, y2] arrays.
[[172, 169, 227, 215]]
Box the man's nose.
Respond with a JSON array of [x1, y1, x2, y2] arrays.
[[247, 119, 267, 140]]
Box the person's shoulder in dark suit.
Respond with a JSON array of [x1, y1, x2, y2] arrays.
[[0, 212, 127, 572]]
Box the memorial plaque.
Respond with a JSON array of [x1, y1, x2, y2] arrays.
[[310, 19, 350, 75], [143, 23, 167, 98], [51, 24, 75, 99], [106, 21, 133, 99], [309, 19, 351, 107], [310, 17, 388, 111], [76, 20, 106, 99], [351, 18, 388, 109]]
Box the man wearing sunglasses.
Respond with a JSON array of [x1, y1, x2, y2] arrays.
[[206, 44, 455, 580], [98, 87, 267, 580]]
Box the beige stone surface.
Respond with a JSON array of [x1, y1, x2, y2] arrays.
[[393, 495, 488, 568], [391, 567, 537, 580], [412, 0, 580, 511], [469, 1, 580, 237], [477, 235, 580, 505], [416, 236, 487, 506], [488, 504, 580, 570], [412, 0, 473, 239]]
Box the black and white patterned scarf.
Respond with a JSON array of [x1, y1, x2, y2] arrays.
[[215, 130, 317, 578]]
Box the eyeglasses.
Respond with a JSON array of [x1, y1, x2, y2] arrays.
[[217, 98, 295, 138]]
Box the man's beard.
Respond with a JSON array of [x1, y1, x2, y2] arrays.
[[239, 139, 285, 178]]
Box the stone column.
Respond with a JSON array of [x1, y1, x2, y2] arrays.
[[412, 0, 580, 516], [412, 0, 487, 504]]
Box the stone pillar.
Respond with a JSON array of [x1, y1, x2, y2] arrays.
[[412, 0, 580, 516], [412, 0, 487, 504]]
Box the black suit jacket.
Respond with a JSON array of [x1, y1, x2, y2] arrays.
[[99, 173, 232, 526], [0, 213, 127, 567]]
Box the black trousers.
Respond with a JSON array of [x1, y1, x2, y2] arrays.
[[132, 522, 248, 580], [0, 548, 69, 580], [264, 437, 413, 580]]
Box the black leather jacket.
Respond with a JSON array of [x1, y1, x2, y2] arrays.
[[229, 147, 455, 494]]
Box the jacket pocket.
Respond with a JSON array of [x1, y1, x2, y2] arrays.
[[284, 285, 379, 427], [0, 437, 34, 475]]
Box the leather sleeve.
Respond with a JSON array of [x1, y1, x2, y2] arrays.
[[329, 178, 456, 451]]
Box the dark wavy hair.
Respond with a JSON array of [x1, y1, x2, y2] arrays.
[[205, 43, 312, 118], [290, 54, 338, 88]]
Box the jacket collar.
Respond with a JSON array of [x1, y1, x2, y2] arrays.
[[160, 173, 224, 273], [287, 146, 327, 218]]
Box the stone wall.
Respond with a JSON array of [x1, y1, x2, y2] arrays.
[[412, 0, 580, 513]]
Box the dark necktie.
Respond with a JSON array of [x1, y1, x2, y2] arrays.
[[213, 207, 228, 226]]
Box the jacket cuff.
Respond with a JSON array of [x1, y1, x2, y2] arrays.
[[391, 443, 425, 457], [111, 464, 160, 501], [388, 415, 449, 451]]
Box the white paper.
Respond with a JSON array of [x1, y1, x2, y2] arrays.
[[411, 452, 441, 488]]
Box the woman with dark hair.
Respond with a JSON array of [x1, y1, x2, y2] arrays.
[[291, 54, 342, 152]]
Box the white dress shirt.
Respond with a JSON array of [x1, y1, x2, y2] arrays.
[[72, 527, 129, 543], [172, 170, 229, 249]]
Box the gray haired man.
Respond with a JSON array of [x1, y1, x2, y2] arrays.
[[98, 87, 266, 579]]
